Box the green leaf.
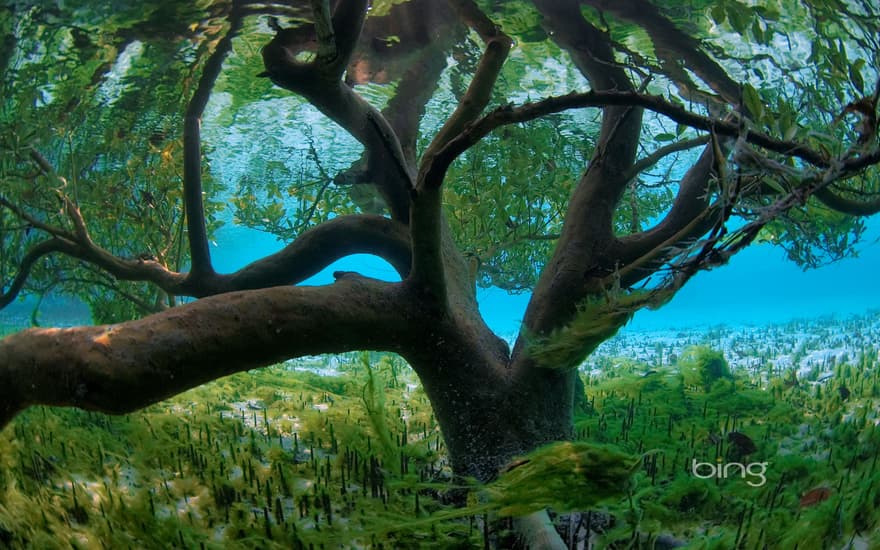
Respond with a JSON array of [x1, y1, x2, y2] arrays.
[[655, 132, 676, 142], [726, 5, 750, 34], [850, 59, 866, 94], [742, 83, 764, 120], [764, 179, 787, 195]]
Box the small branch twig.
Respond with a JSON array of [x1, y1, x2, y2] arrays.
[[623, 135, 711, 181], [0, 239, 73, 308]]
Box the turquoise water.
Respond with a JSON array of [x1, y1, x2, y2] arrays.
[[207, 219, 880, 336], [7, 218, 877, 334]]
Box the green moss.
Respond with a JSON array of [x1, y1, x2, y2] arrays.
[[679, 346, 733, 391], [3, 334, 880, 548], [527, 289, 672, 369], [486, 441, 639, 516]]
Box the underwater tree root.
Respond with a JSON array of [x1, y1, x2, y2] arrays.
[[513, 510, 567, 550]]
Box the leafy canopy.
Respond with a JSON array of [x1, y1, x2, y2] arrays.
[[1, 0, 878, 321]]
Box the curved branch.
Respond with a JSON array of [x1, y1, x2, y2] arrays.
[[0, 278, 418, 430], [225, 215, 412, 289], [261, 1, 414, 220], [2, 210, 411, 306], [431, 91, 843, 177], [0, 238, 72, 308], [623, 135, 711, 182], [813, 186, 880, 215], [183, 9, 245, 278]]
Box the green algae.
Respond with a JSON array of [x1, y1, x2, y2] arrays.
[[486, 441, 639, 517], [3, 320, 880, 548], [527, 289, 672, 370]]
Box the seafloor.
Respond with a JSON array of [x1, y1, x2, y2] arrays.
[[1, 312, 879, 549]]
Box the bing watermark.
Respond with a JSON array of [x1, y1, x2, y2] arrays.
[[691, 458, 768, 487]]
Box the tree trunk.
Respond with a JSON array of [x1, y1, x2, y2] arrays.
[[407, 341, 576, 482], [406, 340, 576, 549]]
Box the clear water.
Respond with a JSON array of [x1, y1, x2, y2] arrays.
[[208, 218, 880, 336]]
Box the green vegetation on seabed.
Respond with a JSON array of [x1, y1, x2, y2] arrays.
[[3, 318, 880, 549]]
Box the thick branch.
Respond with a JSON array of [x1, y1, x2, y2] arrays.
[[2, 204, 409, 305], [409, 1, 511, 309], [615, 146, 720, 284], [309, 0, 337, 62], [532, 0, 642, 178], [261, 3, 413, 219], [0, 279, 417, 430], [813, 186, 880, 215], [224, 215, 412, 289], [260, 0, 367, 85], [183, 11, 244, 278]]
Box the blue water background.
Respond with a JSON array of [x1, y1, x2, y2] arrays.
[[210, 219, 880, 336], [4, 219, 878, 335]]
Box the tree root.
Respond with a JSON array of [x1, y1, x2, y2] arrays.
[[513, 510, 567, 550]]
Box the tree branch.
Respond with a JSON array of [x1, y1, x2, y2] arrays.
[[409, 0, 511, 310], [0, 279, 417, 430], [3, 198, 409, 305], [413, 2, 510, 305], [532, 0, 642, 180], [582, 0, 742, 105], [658, 162, 851, 295], [419, 0, 512, 167], [813, 186, 880, 215], [224, 214, 412, 289], [261, 1, 414, 220], [623, 135, 711, 182], [615, 146, 720, 284], [0, 238, 72, 308], [309, 0, 337, 63], [432, 91, 844, 174], [0, 194, 73, 241], [493, 3, 641, 342], [183, 9, 244, 279]]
